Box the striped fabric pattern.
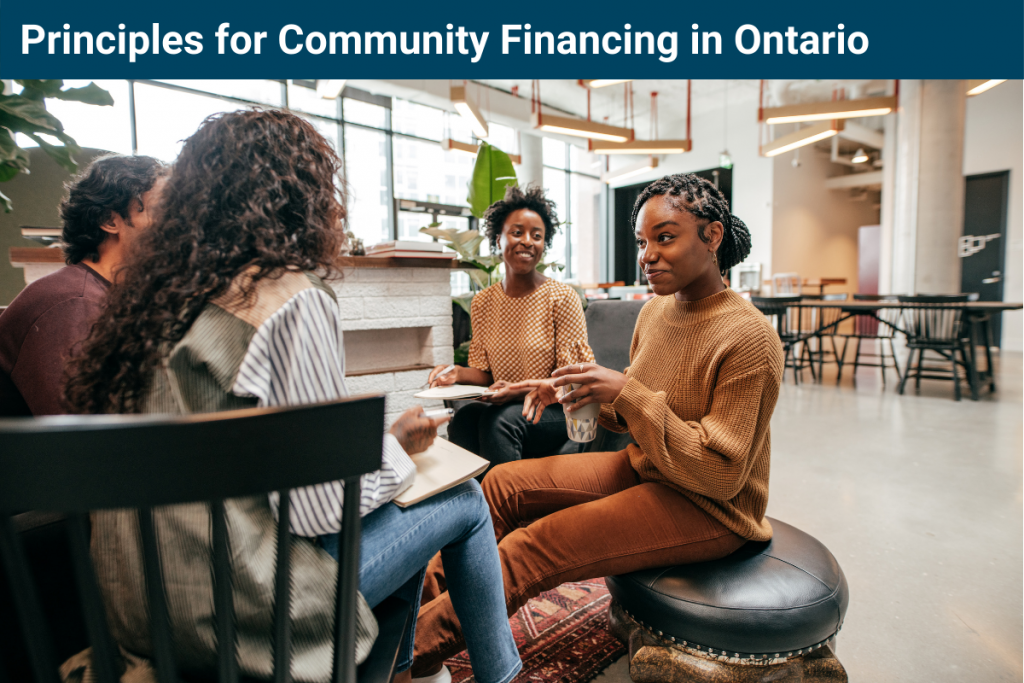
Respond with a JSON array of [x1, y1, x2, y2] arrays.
[[233, 286, 417, 537]]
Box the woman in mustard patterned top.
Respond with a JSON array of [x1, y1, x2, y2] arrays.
[[427, 184, 594, 471]]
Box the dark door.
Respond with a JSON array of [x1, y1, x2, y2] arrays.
[[612, 167, 733, 285], [961, 171, 1008, 345]]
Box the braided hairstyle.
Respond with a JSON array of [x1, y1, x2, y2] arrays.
[[630, 173, 751, 275]]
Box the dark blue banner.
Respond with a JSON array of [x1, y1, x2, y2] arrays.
[[3, 0, 1022, 78]]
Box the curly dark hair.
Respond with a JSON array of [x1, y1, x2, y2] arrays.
[[65, 109, 345, 414], [631, 173, 752, 275], [483, 184, 560, 252], [59, 154, 167, 265]]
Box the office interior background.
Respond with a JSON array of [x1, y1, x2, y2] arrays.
[[0, 78, 1020, 683]]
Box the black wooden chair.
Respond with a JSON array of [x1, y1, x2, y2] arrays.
[[751, 296, 815, 384], [836, 294, 903, 387], [0, 396, 410, 683], [896, 295, 976, 401], [800, 293, 848, 381]]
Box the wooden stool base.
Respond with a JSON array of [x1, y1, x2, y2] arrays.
[[608, 601, 848, 683]]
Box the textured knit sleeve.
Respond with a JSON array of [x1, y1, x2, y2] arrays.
[[553, 286, 596, 371], [467, 289, 490, 373], [233, 287, 417, 537], [612, 361, 780, 500]]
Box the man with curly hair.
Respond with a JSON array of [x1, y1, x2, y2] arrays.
[[0, 153, 165, 415]]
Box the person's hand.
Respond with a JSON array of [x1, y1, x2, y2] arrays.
[[479, 380, 534, 405], [514, 379, 559, 424], [427, 364, 459, 388], [551, 362, 628, 413], [389, 407, 450, 455]]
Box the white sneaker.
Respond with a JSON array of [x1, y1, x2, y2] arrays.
[[412, 665, 451, 683]]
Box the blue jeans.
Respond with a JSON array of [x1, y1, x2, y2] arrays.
[[318, 480, 521, 683], [448, 401, 571, 474]]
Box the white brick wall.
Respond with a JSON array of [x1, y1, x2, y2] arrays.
[[328, 266, 454, 431]]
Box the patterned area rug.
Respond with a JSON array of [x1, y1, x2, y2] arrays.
[[446, 579, 626, 683]]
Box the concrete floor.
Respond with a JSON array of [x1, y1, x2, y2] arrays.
[[594, 349, 1023, 683]]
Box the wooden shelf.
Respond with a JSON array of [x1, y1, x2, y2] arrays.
[[10, 247, 63, 265], [346, 363, 434, 378]]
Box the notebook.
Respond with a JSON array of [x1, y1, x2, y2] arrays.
[[393, 438, 490, 508], [414, 385, 497, 400]]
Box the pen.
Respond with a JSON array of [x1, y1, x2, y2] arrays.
[[425, 364, 456, 388], [423, 407, 454, 420]]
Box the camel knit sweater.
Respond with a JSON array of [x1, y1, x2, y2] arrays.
[[599, 288, 784, 541]]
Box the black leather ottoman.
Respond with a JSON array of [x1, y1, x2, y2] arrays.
[[606, 518, 849, 682]]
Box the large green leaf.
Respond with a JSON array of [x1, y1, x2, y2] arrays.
[[26, 132, 78, 173], [467, 269, 493, 290], [16, 80, 65, 100], [419, 225, 461, 241], [467, 141, 518, 219], [0, 95, 61, 130], [51, 82, 114, 106], [0, 187, 11, 212], [0, 128, 21, 162], [0, 164, 22, 182]]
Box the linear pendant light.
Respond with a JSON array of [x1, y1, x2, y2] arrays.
[[450, 84, 489, 139], [590, 139, 691, 154], [761, 120, 844, 157], [761, 96, 896, 125], [441, 138, 521, 165], [582, 79, 633, 89], [966, 79, 1006, 96], [601, 156, 659, 184], [531, 111, 633, 143]]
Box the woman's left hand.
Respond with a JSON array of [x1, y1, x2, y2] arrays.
[[551, 362, 629, 412], [480, 380, 527, 405]]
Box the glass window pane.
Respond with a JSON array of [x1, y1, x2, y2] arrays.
[[288, 81, 339, 118], [570, 173, 602, 283], [393, 99, 444, 141], [570, 144, 603, 175], [543, 138, 566, 169], [344, 99, 388, 129], [344, 126, 390, 248], [157, 80, 283, 106], [447, 111, 475, 144], [542, 167, 567, 280], [486, 122, 516, 156], [397, 213, 470, 243], [393, 136, 474, 208], [134, 82, 248, 162], [20, 79, 133, 156], [298, 115, 339, 154]]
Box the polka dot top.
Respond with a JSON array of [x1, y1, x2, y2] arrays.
[[467, 279, 595, 383]]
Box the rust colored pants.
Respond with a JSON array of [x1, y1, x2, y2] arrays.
[[411, 450, 746, 674]]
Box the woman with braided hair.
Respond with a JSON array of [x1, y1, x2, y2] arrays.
[[411, 173, 784, 677]]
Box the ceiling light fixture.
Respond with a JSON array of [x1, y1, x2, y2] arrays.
[[532, 112, 633, 143], [582, 79, 633, 89], [761, 120, 845, 157], [316, 80, 347, 99], [601, 156, 659, 184], [851, 148, 869, 164], [450, 84, 489, 139], [441, 138, 520, 164], [761, 96, 896, 125], [590, 139, 691, 154], [966, 79, 1006, 96]]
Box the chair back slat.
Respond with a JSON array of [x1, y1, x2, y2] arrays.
[[211, 501, 238, 683], [898, 295, 968, 343], [66, 514, 120, 683], [273, 492, 292, 683], [138, 509, 178, 683], [332, 476, 363, 683], [0, 517, 60, 683]]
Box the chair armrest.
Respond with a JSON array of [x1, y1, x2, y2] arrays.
[[357, 596, 413, 683]]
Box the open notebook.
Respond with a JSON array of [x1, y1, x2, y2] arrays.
[[414, 385, 497, 400], [393, 438, 490, 508]]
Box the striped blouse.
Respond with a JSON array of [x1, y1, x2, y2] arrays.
[[231, 286, 417, 537]]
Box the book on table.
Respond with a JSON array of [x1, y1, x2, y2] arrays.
[[414, 385, 497, 400], [393, 438, 490, 508]]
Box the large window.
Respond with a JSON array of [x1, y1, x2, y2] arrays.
[[542, 139, 603, 283]]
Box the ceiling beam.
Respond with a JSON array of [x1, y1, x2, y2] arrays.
[[824, 170, 884, 190]]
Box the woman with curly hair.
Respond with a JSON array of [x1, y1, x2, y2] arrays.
[[425, 183, 595, 472], [412, 174, 784, 676], [64, 109, 520, 683]]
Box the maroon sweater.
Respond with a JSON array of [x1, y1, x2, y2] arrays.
[[0, 263, 109, 416]]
